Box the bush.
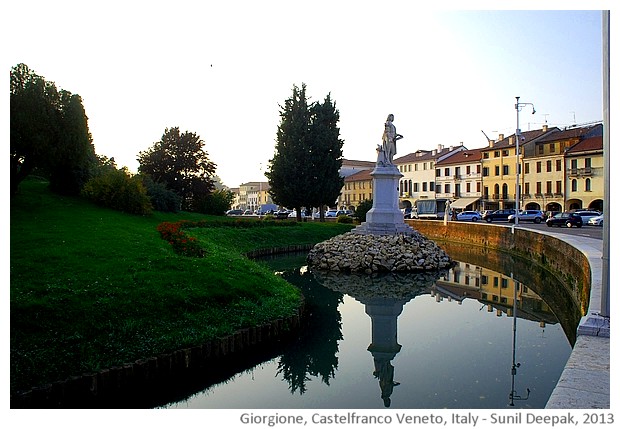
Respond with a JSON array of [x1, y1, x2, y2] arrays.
[[141, 175, 181, 212], [337, 214, 353, 224], [194, 189, 235, 215], [156, 221, 205, 257], [355, 199, 373, 222], [82, 167, 152, 215]]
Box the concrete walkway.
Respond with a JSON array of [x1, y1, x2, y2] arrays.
[[532, 229, 611, 409]]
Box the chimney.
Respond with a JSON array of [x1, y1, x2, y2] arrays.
[[437, 144, 444, 151], [431, 149, 437, 156], [498, 133, 504, 140], [542, 124, 548, 132], [489, 140, 495, 147], [508, 136, 515, 145]]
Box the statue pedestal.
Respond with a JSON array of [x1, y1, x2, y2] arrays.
[[354, 165, 414, 236]]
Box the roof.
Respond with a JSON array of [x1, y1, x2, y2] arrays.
[[435, 148, 484, 165], [394, 146, 463, 164], [341, 159, 375, 168], [482, 128, 553, 151], [536, 124, 602, 143], [565, 135, 603, 155], [344, 169, 373, 182]]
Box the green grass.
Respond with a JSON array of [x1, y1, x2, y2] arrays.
[[10, 178, 353, 393]]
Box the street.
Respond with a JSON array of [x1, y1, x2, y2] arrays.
[[490, 221, 603, 240]]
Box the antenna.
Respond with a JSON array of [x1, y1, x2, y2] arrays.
[[481, 130, 492, 143], [542, 114, 549, 124]]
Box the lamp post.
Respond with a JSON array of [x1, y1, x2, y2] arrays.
[[514, 97, 536, 227]]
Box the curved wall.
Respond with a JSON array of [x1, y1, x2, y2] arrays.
[[406, 220, 591, 316]]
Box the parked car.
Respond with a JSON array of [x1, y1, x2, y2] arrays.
[[483, 209, 516, 222], [226, 209, 243, 216], [242, 209, 254, 215], [546, 212, 583, 228], [587, 214, 603, 226], [571, 210, 601, 223], [508, 210, 544, 224], [544, 211, 560, 221], [325, 209, 353, 218], [456, 211, 482, 222]]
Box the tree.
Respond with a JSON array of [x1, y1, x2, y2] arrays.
[[265, 84, 312, 221], [266, 84, 344, 222], [10, 63, 96, 195], [306, 94, 344, 220], [137, 127, 216, 211]]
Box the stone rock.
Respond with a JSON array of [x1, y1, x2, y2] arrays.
[[307, 231, 453, 273]]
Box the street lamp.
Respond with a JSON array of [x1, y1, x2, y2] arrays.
[[514, 97, 536, 227]]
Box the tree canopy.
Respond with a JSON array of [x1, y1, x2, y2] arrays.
[[137, 127, 217, 211], [266, 84, 344, 221], [10, 63, 96, 195]]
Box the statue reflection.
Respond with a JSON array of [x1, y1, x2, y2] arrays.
[[311, 269, 438, 408], [364, 298, 406, 407]]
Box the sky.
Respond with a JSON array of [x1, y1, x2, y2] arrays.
[[3, 1, 614, 189]]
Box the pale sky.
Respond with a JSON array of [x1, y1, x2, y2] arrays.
[[3, 1, 614, 188]]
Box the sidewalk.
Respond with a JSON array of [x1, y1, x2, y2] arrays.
[[538, 230, 610, 409]]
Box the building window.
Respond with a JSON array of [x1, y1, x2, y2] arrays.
[[538, 145, 544, 155], [436, 168, 441, 177], [585, 158, 592, 169], [483, 152, 489, 159], [556, 159, 562, 171], [524, 182, 530, 195], [445, 184, 451, 194], [501, 278, 508, 288], [503, 165, 509, 175], [494, 151, 500, 158], [477, 164, 481, 174], [414, 183, 419, 192], [429, 182, 435, 191], [466, 165, 471, 175], [571, 159, 578, 169], [424, 162, 428, 170], [571, 179, 578, 192], [546, 181, 552, 194], [436, 184, 442, 194], [495, 166, 500, 176], [524, 163, 530, 174], [550, 143, 556, 153], [546, 160, 552, 172], [477, 182, 481, 192], [556, 181, 562, 194], [502, 150, 509, 156], [536, 161, 542, 173], [422, 182, 428, 192], [444, 167, 450, 176], [466, 182, 471, 193], [536, 182, 542, 194], [455, 167, 461, 177], [586, 178, 591, 191], [483, 167, 489, 177], [493, 277, 499, 288]]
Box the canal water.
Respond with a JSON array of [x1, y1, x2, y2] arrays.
[[164, 242, 575, 409]]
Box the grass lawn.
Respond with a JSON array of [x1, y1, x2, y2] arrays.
[[10, 178, 353, 394]]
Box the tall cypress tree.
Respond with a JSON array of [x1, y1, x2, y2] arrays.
[[266, 84, 311, 220], [307, 93, 344, 220]]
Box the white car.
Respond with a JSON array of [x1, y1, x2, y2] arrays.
[[573, 210, 601, 223], [587, 214, 603, 226], [456, 211, 482, 222]]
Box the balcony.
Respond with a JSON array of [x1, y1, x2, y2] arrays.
[[568, 167, 592, 177]]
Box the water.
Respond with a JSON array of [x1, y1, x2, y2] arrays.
[[165, 243, 574, 409]]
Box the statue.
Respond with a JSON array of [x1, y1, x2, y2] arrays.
[[377, 114, 403, 166]]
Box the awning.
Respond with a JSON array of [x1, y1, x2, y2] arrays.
[[450, 197, 481, 209]]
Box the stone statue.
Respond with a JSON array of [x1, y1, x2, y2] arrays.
[[378, 114, 403, 166]]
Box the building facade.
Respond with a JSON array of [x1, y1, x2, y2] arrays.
[[339, 169, 373, 210]]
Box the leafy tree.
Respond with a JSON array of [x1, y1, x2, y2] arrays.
[[137, 127, 216, 211], [306, 94, 344, 220], [194, 188, 235, 215], [10, 63, 96, 195], [82, 166, 152, 215], [266, 84, 344, 222], [266, 84, 311, 221], [140, 175, 182, 213]]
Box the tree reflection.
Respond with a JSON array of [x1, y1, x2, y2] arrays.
[[276, 266, 344, 394]]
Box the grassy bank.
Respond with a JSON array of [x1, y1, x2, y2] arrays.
[[10, 178, 353, 394]]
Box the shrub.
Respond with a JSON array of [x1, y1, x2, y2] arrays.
[[337, 214, 353, 224], [156, 221, 205, 257], [141, 175, 181, 213], [355, 199, 373, 222], [82, 167, 152, 215], [194, 189, 235, 215]]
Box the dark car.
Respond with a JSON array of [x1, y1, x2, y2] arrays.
[[483, 209, 516, 222], [546, 212, 583, 228], [226, 209, 243, 216]]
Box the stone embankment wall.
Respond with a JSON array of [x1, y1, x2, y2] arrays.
[[407, 220, 591, 315]]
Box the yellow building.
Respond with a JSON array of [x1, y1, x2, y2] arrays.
[[480, 128, 553, 211], [339, 169, 373, 210], [522, 124, 602, 212], [564, 135, 604, 211]]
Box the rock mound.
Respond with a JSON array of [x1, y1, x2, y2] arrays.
[[307, 231, 452, 273]]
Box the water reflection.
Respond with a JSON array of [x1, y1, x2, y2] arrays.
[[164, 245, 574, 409]]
